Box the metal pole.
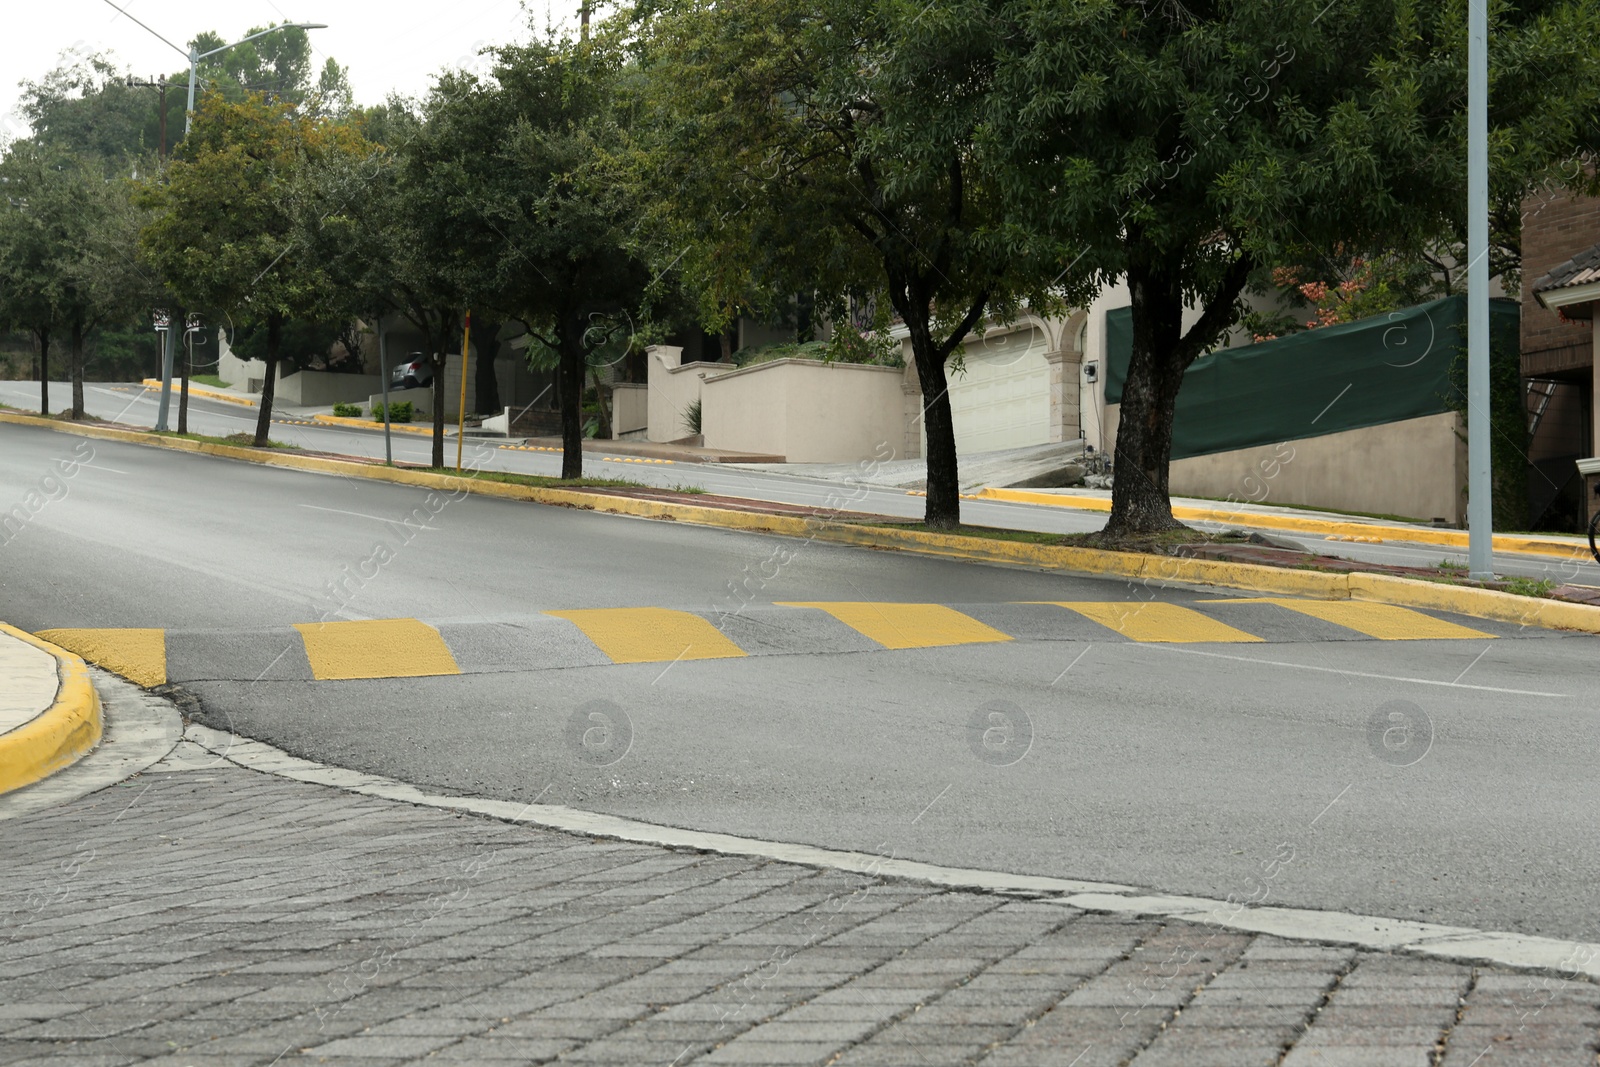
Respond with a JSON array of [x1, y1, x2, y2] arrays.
[[185, 47, 198, 135], [1466, 0, 1493, 577], [154, 326, 175, 431], [377, 321, 393, 465], [456, 312, 472, 472]]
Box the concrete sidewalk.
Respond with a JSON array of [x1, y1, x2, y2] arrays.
[[3, 715, 1598, 1066]]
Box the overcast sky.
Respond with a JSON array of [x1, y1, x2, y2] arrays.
[[2, 0, 567, 140]]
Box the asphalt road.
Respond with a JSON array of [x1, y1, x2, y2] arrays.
[[3, 418, 1598, 946], [4, 378, 1596, 585]]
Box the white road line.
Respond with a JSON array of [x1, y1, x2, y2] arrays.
[[180, 720, 1600, 980], [298, 504, 435, 527], [1132, 644, 1566, 698]]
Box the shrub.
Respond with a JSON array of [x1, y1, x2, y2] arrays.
[[373, 401, 413, 423], [332, 402, 362, 418]]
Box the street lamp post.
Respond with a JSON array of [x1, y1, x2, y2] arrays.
[[184, 22, 329, 135], [152, 308, 174, 432]]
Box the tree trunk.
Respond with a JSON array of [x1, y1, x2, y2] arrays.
[[474, 320, 502, 415], [904, 312, 960, 530], [1105, 253, 1252, 536], [253, 313, 282, 447], [37, 327, 49, 416], [70, 317, 85, 420], [431, 346, 447, 470], [558, 316, 584, 480]]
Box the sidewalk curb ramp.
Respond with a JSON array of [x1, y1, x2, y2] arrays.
[[0, 623, 103, 796], [139, 378, 257, 407], [6, 410, 1599, 636], [978, 486, 1590, 563]]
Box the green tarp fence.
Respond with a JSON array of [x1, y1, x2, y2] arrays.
[[1103, 295, 1518, 461]]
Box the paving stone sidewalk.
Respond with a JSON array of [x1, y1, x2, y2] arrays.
[[2, 746, 1597, 1067]]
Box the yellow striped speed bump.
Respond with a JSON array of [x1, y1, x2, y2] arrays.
[[35, 628, 167, 687], [545, 608, 745, 664], [1042, 602, 1263, 643], [293, 618, 461, 680], [26, 599, 1516, 687], [1213, 598, 1495, 641], [775, 602, 1012, 650], [497, 444, 675, 465]]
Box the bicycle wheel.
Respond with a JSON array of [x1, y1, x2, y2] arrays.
[[1590, 506, 1600, 566]]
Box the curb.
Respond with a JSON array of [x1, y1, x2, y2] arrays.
[[0, 624, 103, 796], [5, 410, 1599, 636], [140, 378, 257, 407], [977, 487, 1591, 563], [183, 719, 1600, 980]]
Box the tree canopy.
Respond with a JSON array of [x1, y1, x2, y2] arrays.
[[627, 0, 1071, 527], [973, 0, 1600, 534], [137, 93, 372, 444]]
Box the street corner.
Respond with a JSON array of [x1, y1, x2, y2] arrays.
[[0, 622, 102, 796]]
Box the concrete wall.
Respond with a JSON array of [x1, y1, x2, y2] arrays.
[[217, 335, 265, 393], [612, 384, 647, 437], [646, 346, 724, 442], [701, 359, 908, 463], [1102, 404, 1467, 523], [275, 369, 381, 407]]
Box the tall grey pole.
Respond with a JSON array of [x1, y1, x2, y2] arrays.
[[154, 325, 176, 431], [377, 322, 393, 465], [1466, 0, 1493, 577], [185, 47, 198, 135]]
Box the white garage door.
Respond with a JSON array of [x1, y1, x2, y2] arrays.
[[945, 328, 1051, 454]]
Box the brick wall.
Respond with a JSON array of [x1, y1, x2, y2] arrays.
[[1521, 185, 1599, 375]]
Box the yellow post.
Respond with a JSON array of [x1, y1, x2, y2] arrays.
[[455, 311, 472, 472]]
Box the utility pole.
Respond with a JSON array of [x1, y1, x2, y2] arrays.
[[1466, 0, 1493, 577], [125, 76, 171, 161], [580, 1, 590, 38]]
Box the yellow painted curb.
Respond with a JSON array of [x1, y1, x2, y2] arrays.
[[140, 378, 257, 407], [5, 410, 1598, 636], [312, 413, 436, 436], [977, 488, 1591, 563], [0, 624, 103, 796]]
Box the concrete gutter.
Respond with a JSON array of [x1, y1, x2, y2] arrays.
[[0, 623, 103, 796], [978, 486, 1591, 563], [139, 378, 257, 407], [7, 410, 1599, 635]]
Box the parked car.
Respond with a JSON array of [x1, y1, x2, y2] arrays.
[[392, 355, 432, 389]]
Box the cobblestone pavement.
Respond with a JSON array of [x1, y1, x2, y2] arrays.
[[3, 750, 1598, 1067]]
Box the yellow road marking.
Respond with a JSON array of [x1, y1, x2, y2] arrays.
[[1041, 602, 1264, 643], [293, 618, 460, 680], [545, 608, 746, 664], [36, 628, 167, 687], [1216, 598, 1496, 640], [775, 602, 1012, 650]]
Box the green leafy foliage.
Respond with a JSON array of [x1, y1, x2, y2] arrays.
[[332, 402, 362, 417], [137, 93, 373, 443], [373, 400, 413, 423]]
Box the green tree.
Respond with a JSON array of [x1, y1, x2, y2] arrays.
[[0, 140, 146, 418], [137, 93, 372, 444], [291, 97, 473, 467], [407, 36, 651, 478], [982, 0, 1600, 535], [629, 0, 1061, 527]]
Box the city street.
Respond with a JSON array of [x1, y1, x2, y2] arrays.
[[4, 418, 1598, 951], [5, 379, 1596, 586]]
